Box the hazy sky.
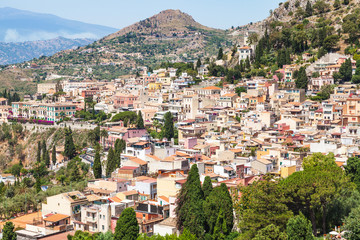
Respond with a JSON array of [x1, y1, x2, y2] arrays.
[[0, 0, 282, 29]]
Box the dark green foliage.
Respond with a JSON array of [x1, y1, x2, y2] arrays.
[[217, 47, 224, 60], [282, 153, 348, 235], [323, 35, 339, 51], [345, 157, 360, 190], [93, 150, 102, 179], [235, 87, 247, 96], [111, 111, 137, 126], [3, 221, 16, 240], [136, 111, 145, 129], [334, 0, 341, 9], [305, 1, 313, 17], [114, 208, 139, 240], [204, 183, 233, 236], [317, 47, 326, 59], [253, 224, 287, 240], [286, 213, 314, 240], [162, 112, 174, 141], [339, 58, 353, 83], [114, 139, 126, 168], [343, 0, 349, 5], [52, 145, 56, 165], [176, 164, 205, 237], [202, 176, 213, 199], [42, 139, 47, 162], [237, 175, 292, 239], [295, 66, 308, 89], [37, 141, 41, 162], [196, 58, 202, 69], [245, 56, 251, 69], [64, 127, 76, 159], [344, 207, 360, 240], [106, 147, 116, 177]]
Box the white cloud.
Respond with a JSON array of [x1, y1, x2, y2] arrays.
[[4, 29, 98, 42]]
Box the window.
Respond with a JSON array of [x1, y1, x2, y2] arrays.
[[102, 225, 104, 230]]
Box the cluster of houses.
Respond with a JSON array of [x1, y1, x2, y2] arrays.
[[3, 40, 360, 238]]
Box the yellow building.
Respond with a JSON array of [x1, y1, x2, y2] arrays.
[[148, 82, 162, 91], [280, 165, 296, 178], [157, 174, 186, 198]]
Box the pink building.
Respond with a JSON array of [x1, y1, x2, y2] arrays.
[[106, 127, 147, 147], [113, 93, 138, 109]]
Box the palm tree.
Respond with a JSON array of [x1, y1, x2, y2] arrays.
[[100, 129, 108, 147]]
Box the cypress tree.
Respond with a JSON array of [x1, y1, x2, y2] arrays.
[[217, 48, 223, 60], [202, 176, 213, 199], [339, 58, 353, 83], [114, 208, 139, 240], [42, 139, 47, 162], [136, 111, 145, 129], [245, 56, 251, 69], [196, 58, 202, 69], [176, 164, 205, 237], [203, 183, 233, 236], [64, 127, 76, 159], [93, 149, 102, 179], [305, 1, 313, 17], [106, 147, 115, 177], [37, 141, 41, 162], [52, 145, 56, 165], [44, 150, 50, 167], [295, 66, 309, 90], [162, 112, 174, 141]]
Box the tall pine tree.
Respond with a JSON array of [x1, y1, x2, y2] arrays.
[[176, 164, 205, 237], [52, 145, 56, 165], [64, 127, 76, 159], [136, 111, 145, 129], [162, 112, 174, 141], [202, 176, 213, 199], [106, 147, 116, 177], [93, 149, 102, 179], [42, 139, 47, 162], [36, 141, 41, 162], [114, 208, 139, 240]]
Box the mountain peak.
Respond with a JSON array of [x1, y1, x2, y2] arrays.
[[105, 9, 213, 39]]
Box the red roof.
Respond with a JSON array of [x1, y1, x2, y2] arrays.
[[120, 166, 138, 170]]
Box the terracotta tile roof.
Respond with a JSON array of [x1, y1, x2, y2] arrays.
[[202, 86, 221, 90], [44, 213, 70, 223], [128, 157, 147, 165], [158, 196, 169, 203]]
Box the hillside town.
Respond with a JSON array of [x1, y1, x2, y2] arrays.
[[0, 32, 358, 239]]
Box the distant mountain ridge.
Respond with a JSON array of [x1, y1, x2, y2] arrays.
[[33, 9, 235, 72], [0, 7, 118, 42], [0, 37, 94, 65]]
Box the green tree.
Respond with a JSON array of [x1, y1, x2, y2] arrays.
[[245, 56, 251, 69], [42, 139, 47, 162], [339, 58, 353, 83], [64, 127, 76, 159], [217, 48, 224, 60], [333, 0, 341, 9], [253, 224, 287, 240], [236, 175, 292, 239], [52, 145, 57, 165], [295, 66, 308, 90], [203, 183, 233, 236], [305, 1, 313, 17], [3, 221, 16, 240], [345, 157, 360, 190], [93, 150, 102, 179], [202, 176, 213, 199], [175, 164, 205, 237], [343, 0, 350, 5], [114, 208, 139, 240], [196, 58, 202, 69], [37, 141, 41, 162], [344, 207, 360, 240], [136, 111, 145, 129], [162, 112, 174, 141], [106, 147, 115, 177], [286, 213, 315, 240]]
